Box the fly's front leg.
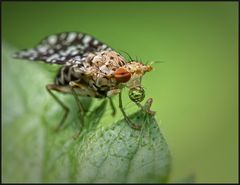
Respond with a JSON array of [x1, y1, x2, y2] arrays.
[[107, 89, 121, 117], [46, 84, 70, 132], [109, 97, 116, 116], [69, 81, 86, 138], [69, 81, 85, 114], [118, 90, 141, 130]]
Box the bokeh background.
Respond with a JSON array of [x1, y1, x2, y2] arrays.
[[2, 2, 238, 183]]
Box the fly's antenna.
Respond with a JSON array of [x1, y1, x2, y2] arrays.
[[145, 60, 165, 65], [134, 56, 145, 64], [135, 56, 139, 62], [120, 50, 134, 61]]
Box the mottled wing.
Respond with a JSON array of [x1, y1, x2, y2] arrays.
[[13, 32, 112, 65]]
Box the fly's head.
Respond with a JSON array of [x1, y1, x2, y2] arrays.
[[113, 61, 152, 103], [114, 61, 152, 83]]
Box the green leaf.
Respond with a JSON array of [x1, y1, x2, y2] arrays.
[[2, 43, 171, 183], [73, 100, 171, 183]]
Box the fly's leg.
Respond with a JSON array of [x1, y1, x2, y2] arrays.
[[109, 97, 116, 116], [119, 90, 141, 130], [107, 89, 121, 116], [46, 84, 69, 132], [69, 82, 85, 114], [69, 81, 86, 138]]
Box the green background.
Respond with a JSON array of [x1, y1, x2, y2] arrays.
[[2, 2, 238, 183]]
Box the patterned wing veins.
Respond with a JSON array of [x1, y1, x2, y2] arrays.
[[13, 32, 112, 64]]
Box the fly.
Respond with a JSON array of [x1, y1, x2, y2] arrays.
[[13, 32, 153, 131]]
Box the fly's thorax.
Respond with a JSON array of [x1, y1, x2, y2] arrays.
[[69, 50, 126, 77], [91, 50, 126, 74], [83, 50, 128, 89]]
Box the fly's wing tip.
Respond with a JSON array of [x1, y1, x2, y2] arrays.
[[12, 49, 37, 61], [12, 52, 20, 59], [12, 51, 24, 60], [12, 52, 29, 60]]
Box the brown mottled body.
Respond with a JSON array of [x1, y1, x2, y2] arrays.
[[54, 50, 152, 98]]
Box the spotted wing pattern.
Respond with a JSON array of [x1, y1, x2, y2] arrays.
[[13, 32, 112, 65]]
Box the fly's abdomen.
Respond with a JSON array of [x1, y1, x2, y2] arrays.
[[55, 66, 81, 86], [54, 65, 110, 98]]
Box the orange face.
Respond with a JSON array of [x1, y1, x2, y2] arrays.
[[114, 67, 131, 83]]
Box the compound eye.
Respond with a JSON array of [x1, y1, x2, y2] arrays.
[[114, 67, 131, 83], [128, 86, 145, 103]]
